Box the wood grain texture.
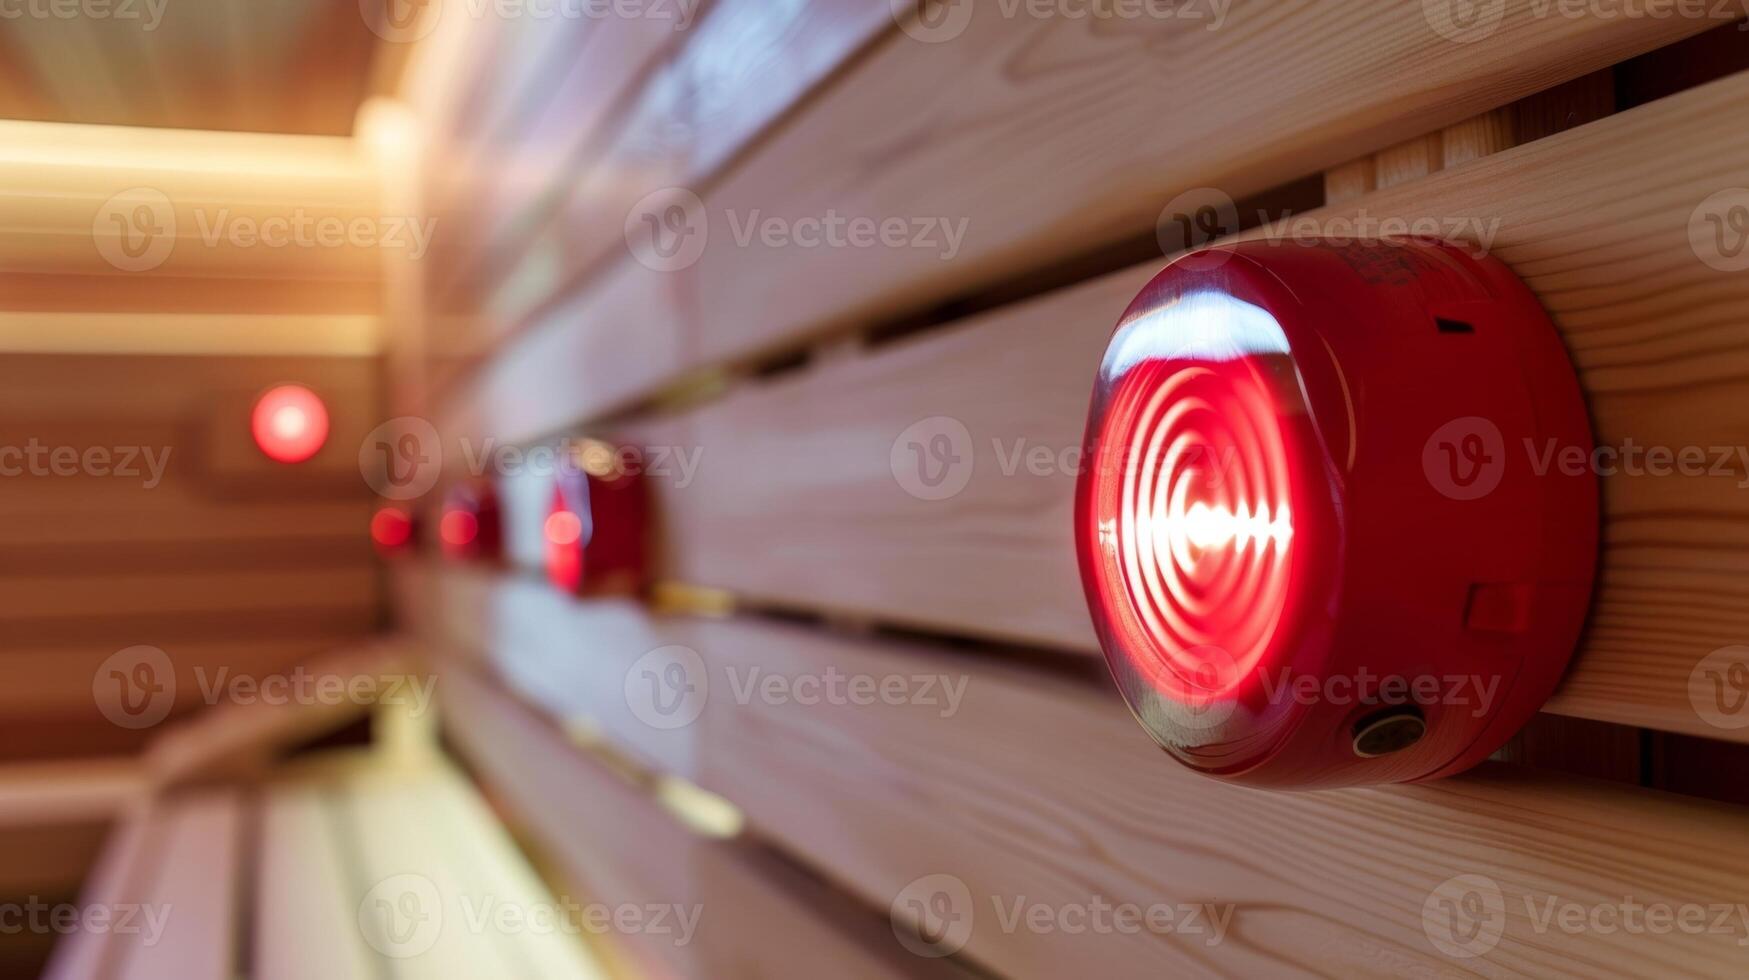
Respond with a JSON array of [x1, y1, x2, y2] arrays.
[[433, 0, 897, 363], [440, 0, 1721, 439], [594, 72, 1749, 742], [442, 654, 982, 980], [406, 565, 1749, 978]]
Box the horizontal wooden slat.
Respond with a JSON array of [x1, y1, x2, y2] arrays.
[[408, 565, 1749, 977], [343, 763, 602, 979], [609, 70, 1749, 742], [0, 640, 337, 717], [0, 759, 143, 827], [438, 0, 895, 346], [0, 568, 379, 620], [442, 0, 1728, 441], [441, 655, 971, 980], [0, 121, 383, 306], [144, 640, 416, 787]]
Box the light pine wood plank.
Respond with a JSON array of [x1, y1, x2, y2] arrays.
[[255, 788, 376, 980], [40, 798, 159, 980], [599, 71, 1749, 741], [434, 0, 898, 365], [445, 0, 1721, 439], [441, 654, 982, 980], [106, 791, 245, 980], [408, 567, 1749, 978]]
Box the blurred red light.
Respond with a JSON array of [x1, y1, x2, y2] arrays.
[[251, 385, 329, 464], [544, 510, 583, 546], [371, 507, 415, 552], [440, 510, 479, 547]]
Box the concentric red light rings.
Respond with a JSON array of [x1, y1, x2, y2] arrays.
[[1088, 356, 1295, 703]]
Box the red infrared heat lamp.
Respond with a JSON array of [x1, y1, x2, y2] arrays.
[[544, 439, 651, 595], [1075, 238, 1597, 789], [440, 480, 503, 563]]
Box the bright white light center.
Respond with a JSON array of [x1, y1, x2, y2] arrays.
[[1169, 501, 1294, 552], [272, 406, 307, 439]]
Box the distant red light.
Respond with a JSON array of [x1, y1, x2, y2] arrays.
[[371, 507, 415, 553], [440, 510, 479, 547], [251, 385, 329, 464], [544, 510, 583, 547]]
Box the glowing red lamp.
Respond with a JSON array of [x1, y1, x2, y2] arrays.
[[440, 481, 502, 563], [251, 385, 329, 464], [1076, 238, 1597, 789], [544, 439, 650, 595], [370, 505, 417, 558]]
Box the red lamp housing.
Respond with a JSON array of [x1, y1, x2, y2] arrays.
[[544, 439, 651, 595], [440, 480, 503, 563], [1075, 238, 1597, 789]]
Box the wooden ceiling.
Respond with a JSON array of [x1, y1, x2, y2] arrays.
[[0, 0, 383, 135]]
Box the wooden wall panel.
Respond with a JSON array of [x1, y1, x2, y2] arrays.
[[0, 353, 382, 761], [607, 70, 1749, 741], [437, 1, 1727, 442], [442, 659, 968, 980], [408, 566, 1749, 977]]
